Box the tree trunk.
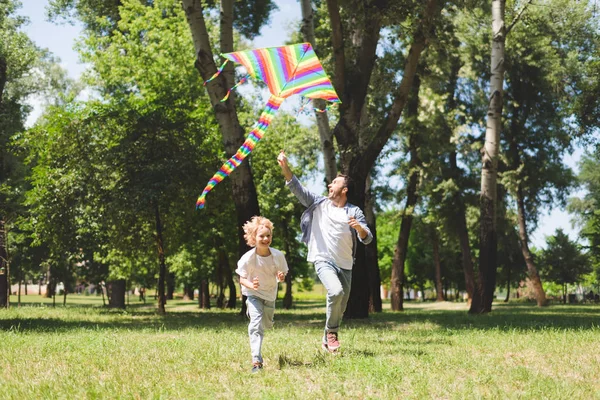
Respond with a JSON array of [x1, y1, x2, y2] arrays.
[[280, 218, 293, 309], [391, 72, 423, 311], [470, 0, 506, 314], [108, 279, 126, 309], [449, 152, 476, 304], [183, 284, 194, 301], [199, 278, 210, 309], [166, 272, 175, 300], [181, 0, 259, 262], [0, 54, 6, 106], [0, 218, 7, 308], [364, 175, 382, 312], [154, 202, 167, 314], [433, 227, 444, 302], [516, 186, 547, 306], [224, 253, 237, 309], [300, 0, 337, 184], [216, 246, 227, 308], [505, 262, 511, 302], [45, 269, 54, 298]]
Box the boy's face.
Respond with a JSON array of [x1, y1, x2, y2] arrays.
[[256, 226, 272, 250]]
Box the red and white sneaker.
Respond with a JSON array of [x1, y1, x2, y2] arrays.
[[325, 332, 340, 353]]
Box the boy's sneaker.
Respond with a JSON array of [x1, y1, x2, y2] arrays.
[[251, 362, 263, 373], [325, 332, 340, 352]]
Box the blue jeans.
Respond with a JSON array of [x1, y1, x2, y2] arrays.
[[315, 260, 352, 342], [246, 296, 275, 364]]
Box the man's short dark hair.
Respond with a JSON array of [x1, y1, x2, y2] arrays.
[[337, 173, 354, 197]]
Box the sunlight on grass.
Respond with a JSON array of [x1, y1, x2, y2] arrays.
[[1, 295, 600, 398]]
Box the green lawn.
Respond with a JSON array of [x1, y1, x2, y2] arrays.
[[1, 295, 600, 399]]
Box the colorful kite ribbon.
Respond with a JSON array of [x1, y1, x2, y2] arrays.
[[195, 95, 284, 209]]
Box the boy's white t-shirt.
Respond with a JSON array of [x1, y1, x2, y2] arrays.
[[236, 248, 288, 302], [307, 200, 353, 270]]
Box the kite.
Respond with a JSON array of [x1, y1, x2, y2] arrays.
[[196, 43, 340, 209]]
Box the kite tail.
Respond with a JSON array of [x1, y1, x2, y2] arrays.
[[203, 59, 229, 86], [196, 94, 285, 209]]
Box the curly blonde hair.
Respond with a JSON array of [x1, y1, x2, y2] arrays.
[[243, 216, 274, 247]]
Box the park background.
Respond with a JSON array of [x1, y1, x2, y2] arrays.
[[1, 0, 600, 397]]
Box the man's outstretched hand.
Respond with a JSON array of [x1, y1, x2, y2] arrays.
[[277, 151, 293, 181]]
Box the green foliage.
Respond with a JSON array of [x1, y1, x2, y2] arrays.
[[540, 228, 592, 286]]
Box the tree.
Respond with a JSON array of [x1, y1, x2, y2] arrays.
[[540, 229, 591, 303], [314, 0, 444, 317], [181, 0, 278, 260], [0, 0, 46, 307]]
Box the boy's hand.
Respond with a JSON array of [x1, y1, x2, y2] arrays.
[[252, 277, 260, 289], [276, 271, 286, 282]]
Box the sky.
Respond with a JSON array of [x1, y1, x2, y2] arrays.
[[17, 0, 587, 249]]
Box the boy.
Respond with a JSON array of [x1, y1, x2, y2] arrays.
[[236, 216, 288, 373]]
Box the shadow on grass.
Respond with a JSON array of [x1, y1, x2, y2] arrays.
[[1, 299, 600, 333]]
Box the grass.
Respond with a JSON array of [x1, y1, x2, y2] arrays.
[[1, 294, 600, 399]]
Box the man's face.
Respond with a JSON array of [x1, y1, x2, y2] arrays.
[[328, 176, 347, 201]]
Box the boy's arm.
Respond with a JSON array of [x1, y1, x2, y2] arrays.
[[239, 276, 259, 289], [277, 152, 321, 208]]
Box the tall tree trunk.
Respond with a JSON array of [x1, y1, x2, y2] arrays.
[[154, 202, 167, 314], [442, 52, 476, 304], [280, 218, 293, 309], [470, 0, 506, 314], [432, 227, 444, 302], [505, 262, 511, 302], [516, 186, 547, 306], [391, 72, 423, 312], [181, 0, 259, 263], [0, 218, 7, 308], [0, 54, 6, 106], [364, 175, 382, 312], [216, 245, 227, 308], [300, 0, 337, 184]]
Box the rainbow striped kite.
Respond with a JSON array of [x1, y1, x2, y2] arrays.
[[196, 43, 341, 209]]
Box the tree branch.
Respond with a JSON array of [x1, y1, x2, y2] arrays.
[[325, 0, 345, 99], [506, 0, 533, 36], [361, 0, 439, 169]]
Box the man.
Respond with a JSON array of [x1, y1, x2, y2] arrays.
[[277, 151, 373, 353]]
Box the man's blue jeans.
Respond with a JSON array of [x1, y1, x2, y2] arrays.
[[246, 296, 275, 364], [315, 260, 352, 343]]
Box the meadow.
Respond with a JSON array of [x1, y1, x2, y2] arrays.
[[1, 293, 600, 399]]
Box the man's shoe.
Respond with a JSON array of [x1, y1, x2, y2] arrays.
[[326, 332, 340, 352], [251, 362, 263, 373]]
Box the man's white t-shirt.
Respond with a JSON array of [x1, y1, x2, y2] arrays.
[[307, 200, 354, 270]]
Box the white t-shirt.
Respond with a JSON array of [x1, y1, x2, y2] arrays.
[[236, 247, 289, 302], [307, 200, 354, 270]]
